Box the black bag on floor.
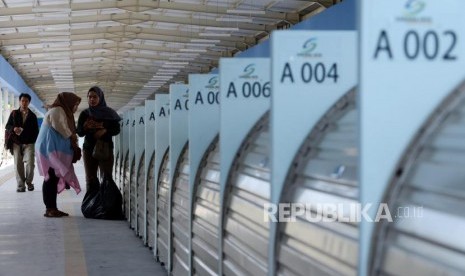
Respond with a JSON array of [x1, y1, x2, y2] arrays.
[[81, 176, 124, 220], [101, 176, 124, 220]]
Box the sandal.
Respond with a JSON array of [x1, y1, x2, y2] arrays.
[[44, 209, 64, 218], [26, 183, 34, 191]]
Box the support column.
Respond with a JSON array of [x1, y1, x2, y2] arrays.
[[0, 86, 4, 143], [0, 87, 3, 161], [2, 87, 9, 124], [1, 87, 12, 162], [10, 91, 18, 110]]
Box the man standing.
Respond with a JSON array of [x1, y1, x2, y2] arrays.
[[5, 93, 39, 192]]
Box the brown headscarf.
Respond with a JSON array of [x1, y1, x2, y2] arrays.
[[50, 92, 81, 132]]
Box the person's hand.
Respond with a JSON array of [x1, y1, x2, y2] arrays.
[[94, 129, 107, 139], [83, 120, 92, 130], [70, 133, 78, 147], [13, 127, 23, 135], [84, 119, 104, 130]]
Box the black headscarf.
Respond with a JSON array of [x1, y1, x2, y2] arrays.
[[86, 86, 121, 121]]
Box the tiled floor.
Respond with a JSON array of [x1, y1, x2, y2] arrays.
[[0, 159, 166, 276]]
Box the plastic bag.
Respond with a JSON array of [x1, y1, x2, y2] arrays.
[[81, 180, 104, 219], [92, 140, 111, 161], [81, 176, 124, 220], [101, 176, 124, 220]]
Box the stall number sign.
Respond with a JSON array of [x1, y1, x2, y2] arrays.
[[371, 1, 458, 63], [226, 63, 270, 99], [194, 76, 220, 105]]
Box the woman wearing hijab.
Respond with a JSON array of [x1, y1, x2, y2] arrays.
[[36, 92, 82, 218], [77, 86, 121, 190]]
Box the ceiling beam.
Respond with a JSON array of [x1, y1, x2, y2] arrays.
[[2, 12, 269, 32], [0, 25, 257, 47], [0, 0, 298, 22]]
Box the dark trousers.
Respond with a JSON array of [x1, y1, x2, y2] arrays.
[[83, 149, 114, 190], [42, 168, 58, 209]]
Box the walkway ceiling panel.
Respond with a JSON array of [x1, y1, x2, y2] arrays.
[[0, 0, 339, 113]]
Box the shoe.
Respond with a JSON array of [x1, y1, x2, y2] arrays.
[[16, 187, 26, 193], [44, 209, 64, 218], [26, 183, 34, 191], [57, 210, 69, 216]]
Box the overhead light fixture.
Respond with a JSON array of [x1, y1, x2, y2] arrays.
[[53, 79, 73, 82], [179, 48, 208, 53], [190, 39, 221, 43], [39, 31, 70, 36], [165, 62, 189, 65], [51, 71, 72, 74], [147, 79, 167, 82], [205, 27, 239, 31], [53, 77, 73, 80], [162, 64, 187, 68], [40, 13, 72, 20], [152, 76, 173, 79], [32, 6, 71, 13], [216, 17, 253, 23], [49, 60, 72, 65], [48, 51, 69, 56], [226, 9, 266, 14], [158, 69, 181, 72], [43, 26, 71, 31], [172, 52, 201, 56], [152, 75, 173, 78], [199, 33, 231, 37], [185, 43, 216, 47], [53, 72, 73, 75], [169, 57, 196, 61], [40, 37, 71, 42], [45, 47, 70, 52]]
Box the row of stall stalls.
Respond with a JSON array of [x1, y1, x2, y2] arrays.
[[113, 1, 465, 275]]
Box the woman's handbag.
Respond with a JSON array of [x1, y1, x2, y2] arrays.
[[92, 139, 111, 161], [70, 134, 81, 163], [72, 146, 82, 163]]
